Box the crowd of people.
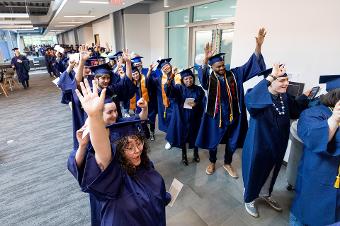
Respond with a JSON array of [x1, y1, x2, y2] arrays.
[[50, 28, 339, 226]]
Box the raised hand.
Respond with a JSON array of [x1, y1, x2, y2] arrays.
[[137, 97, 147, 109], [204, 42, 215, 59], [79, 45, 91, 62], [271, 63, 286, 78], [76, 124, 90, 147], [122, 48, 131, 62], [75, 78, 106, 117], [256, 27, 267, 47]]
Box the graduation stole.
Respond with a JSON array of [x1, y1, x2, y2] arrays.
[[206, 70, 240, 128], [161, 73, 181, 118], [130, 75, 149, 111]]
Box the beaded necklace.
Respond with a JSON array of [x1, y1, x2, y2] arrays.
[[272, 94, 285, 115]]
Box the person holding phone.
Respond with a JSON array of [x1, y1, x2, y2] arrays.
[[290, 76, 340, 226]]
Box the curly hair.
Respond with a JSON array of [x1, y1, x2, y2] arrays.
[[115, 134, 150, 176], [320, 88, 340, 107]]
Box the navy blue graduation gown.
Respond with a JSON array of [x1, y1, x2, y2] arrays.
[[58, 70, 75, 104], [195, 53, 266, 151], [291, 105, 340, 226], [148, 73, 179, 133], [11, 55, 29, 82], [80, 144, 171, 226], [164, 81, 205, 148], [142, 68, 158, 124], [242, 79, 309, 203]]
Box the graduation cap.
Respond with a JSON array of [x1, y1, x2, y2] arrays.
[[86, 56, 106, 67], [107, 54, 117, 60], [157, 58, 172, 69], [114, 51, 123, 57], [12, 47, 19, 51], [179, 67, 194, 79], [106, 119, 145, 143], [208, 53, 225, 66], [131, 56, 143, 64], [319, 75, 340, 91], [90, 63, 112, 77], [131, 65, 140, 73]]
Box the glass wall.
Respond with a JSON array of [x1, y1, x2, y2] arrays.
[[193, 0, 237, 22], [166, 0, 237, 69], [0, 30, 17, 62], [168, 28, 188, 69]]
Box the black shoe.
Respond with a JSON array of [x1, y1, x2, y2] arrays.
[[150, 133, 155, 141], [193, 154, 200, 163], [182, 155, 188, 166]]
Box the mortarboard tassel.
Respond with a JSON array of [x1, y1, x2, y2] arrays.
[[334, 165, 340, 189]]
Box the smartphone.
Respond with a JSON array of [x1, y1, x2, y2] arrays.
[[308, 86, 320, 100]]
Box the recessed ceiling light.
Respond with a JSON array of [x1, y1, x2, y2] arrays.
[[79, 0, 109, 4], [0, 13, 29, 18], [59, 21, 83, 24], [0, 24, 33, 28], [0, 20, 32, 25], [64, 15, 95, 18], [54, 25, 76, 27]]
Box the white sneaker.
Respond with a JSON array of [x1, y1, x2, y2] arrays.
[[165, 142, 172, 150], [245, 201, 259, 218]]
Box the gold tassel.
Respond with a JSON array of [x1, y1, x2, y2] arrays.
[[164, 107, 167, 119], [230, 113, 233, 122], [334, 176, 340, 189], [334, 164, 340, 189]]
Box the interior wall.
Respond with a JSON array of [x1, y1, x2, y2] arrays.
[[124, 13, 151, 65], [77, 24, 94, 45], [92, 15, 115, 50], [232, 0, 340, 91], [149, 11, 165, 63]]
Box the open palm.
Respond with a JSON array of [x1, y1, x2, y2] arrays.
[[75, 79, 106, 117]]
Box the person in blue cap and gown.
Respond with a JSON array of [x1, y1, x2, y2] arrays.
[[147, 59, 181, 150], [164, 67, 205, 165], [11, 48, 30, 89], [131, 55, 159, 141], [290, 75, 340, 226], [76, 47, 136, 118], [242, 64, 310, 218], [72, 78, 171, 226], [68, 95, 148, 226], [195, 28, 267, 178]]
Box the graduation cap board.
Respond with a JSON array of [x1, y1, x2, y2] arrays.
[[208, 53, 225, 66], [319, 75, 340, 91], [131, 56, 143, 64], [179, 67, 194, 79], [90, 63, 112, 76], [157, 58, 172, 69], [106, 119, 145, 143]]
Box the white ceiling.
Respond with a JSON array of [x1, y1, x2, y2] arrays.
[[45, 0, 143, 35]]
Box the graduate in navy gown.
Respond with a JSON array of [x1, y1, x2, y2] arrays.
[[242, 64, 310, 218], [11, 48, 30, 89], [195, 28, 267, 177], [147, 58, 181, 150], [77, 47, 136, 118], [164, 68, 205, 165], [290, 76, 340, 226], [132, 55, 159, 141], [72, 79, 171, 226]]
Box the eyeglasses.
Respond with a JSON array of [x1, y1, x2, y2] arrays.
[[123, 140, 144, 153]]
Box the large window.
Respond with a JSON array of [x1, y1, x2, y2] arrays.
[[168, 28, 188, 69], [166, 0, 237, 69], [193, 0, 237, 22]]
